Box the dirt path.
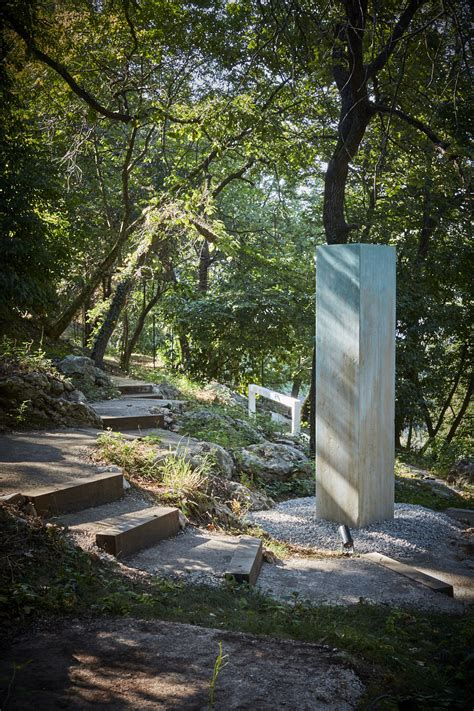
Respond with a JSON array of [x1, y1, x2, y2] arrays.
[[0, 618, 364, 710]]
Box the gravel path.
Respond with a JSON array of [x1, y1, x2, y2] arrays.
[[247, 497, 463, 558]]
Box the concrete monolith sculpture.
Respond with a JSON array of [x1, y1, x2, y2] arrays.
[[315, 244, 396, 527]]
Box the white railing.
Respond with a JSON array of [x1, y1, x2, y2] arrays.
[[248, 384, 302, 436]]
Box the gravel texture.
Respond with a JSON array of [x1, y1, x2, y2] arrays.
[[247, 497, 463, 558]]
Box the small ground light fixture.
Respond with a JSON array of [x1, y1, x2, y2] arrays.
[[338, 524, 354, 552]]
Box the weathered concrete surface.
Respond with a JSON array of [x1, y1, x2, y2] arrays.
[[112, 527, 469, 612], [256, 556, 467, 613], [92, 398, 186, 416], [0, 618, 364, 710], [362, 552, 454, 596], [316, 244, 396, 528], [110, 375, 153, 394], [127, 528, 241, 580], [100, 413, 165, 431], [0, 430, 103, 496]]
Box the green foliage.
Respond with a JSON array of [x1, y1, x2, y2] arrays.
[[180, 404, 281, 449], [95, 431, 164, 481], [129, 365, 201, 402], [394, 457, 473, 510], [94, 431, 217, 523], [0, 337, 58, 377], [261, 477, 315, 502], [1, 0, 471, 462], [209, 641, 228, 709], [0, 69, 70, 319]]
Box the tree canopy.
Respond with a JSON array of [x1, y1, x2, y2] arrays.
[[0, 0, 472, 456]]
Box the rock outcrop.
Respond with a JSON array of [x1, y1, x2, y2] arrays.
[[237, 442, 312, 482], [182, 408, 264, 445], [57, 356, 119, 401], [0, 370, 103, 430]]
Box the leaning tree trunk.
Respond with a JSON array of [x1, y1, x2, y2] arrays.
[[91, 277, 134, 367], [121, 287, 163, 371]]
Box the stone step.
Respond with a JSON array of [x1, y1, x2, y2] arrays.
[[122, 393, 164, 400], [118, 383, 153, 395], [95, 505, 180, 557], [225, 535, 263, 585], [23, 472, 124, 515], [101, 414, 165, 431]]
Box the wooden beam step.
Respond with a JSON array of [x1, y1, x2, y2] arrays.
[[95, 505, 180, 557], [444, 508, 474, 526], [362, 552, 454, 597], [101, 414, 165, 431], [118, 384, 153, 395], [23, 472, 124, 515], [225, 536, 263, 585]]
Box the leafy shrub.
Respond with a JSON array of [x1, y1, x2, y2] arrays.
[[0, 337, 59, 377], [94, 431, 218, 523]]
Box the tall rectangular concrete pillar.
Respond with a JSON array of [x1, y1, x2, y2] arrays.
[[315, 244, 396, 528]]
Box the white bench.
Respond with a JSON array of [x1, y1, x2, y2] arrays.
[[248, 384, 302, 436]]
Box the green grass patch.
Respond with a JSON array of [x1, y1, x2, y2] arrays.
[[395, 460, 474, 510], [128, 364, 203, 401]]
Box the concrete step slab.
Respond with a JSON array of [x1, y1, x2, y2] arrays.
[[22, 472, 124, 515], [101, 414, 165, 431], [110, 375, 154, 395], [362, 552, 454, 597], [92, 398, 186, 416], [118, 384, 154, 395], [122, 393, 164, 399], [225, 535, 263, 585], [95, 505, 180, 557], [445, 508, 474, 526]]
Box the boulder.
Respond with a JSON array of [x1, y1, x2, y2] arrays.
[[186, 441, 235, 479], [183, 409, 233, 428], [57, 356, 119, 401], [182, 408, 264, 445], [152, 380, 183, 399], [237, 442, 312, 482], [225, 480, 274, 511], [201, 381, 247, 408], [447, 459, 474, 487], [57, 355, 95, 376]]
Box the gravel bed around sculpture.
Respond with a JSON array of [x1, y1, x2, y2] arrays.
[[246, 497, 463, 559]]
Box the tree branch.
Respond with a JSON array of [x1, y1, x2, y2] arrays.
[[371, 103, 450, 151], [211, 158, 256, 198], [5, 13, 135, 123], [366, 0, 428, 78]]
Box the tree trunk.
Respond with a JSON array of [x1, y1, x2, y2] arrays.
[[444, 376, 473, 445], [91, 276, 134, 367], [121, 308, 129, 364], [47, 235, 126, 339], [121, 287, 163, 371], [291, 376, 302, 399], [198, 239, 211, 292], [178, 334, 192, 371]]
